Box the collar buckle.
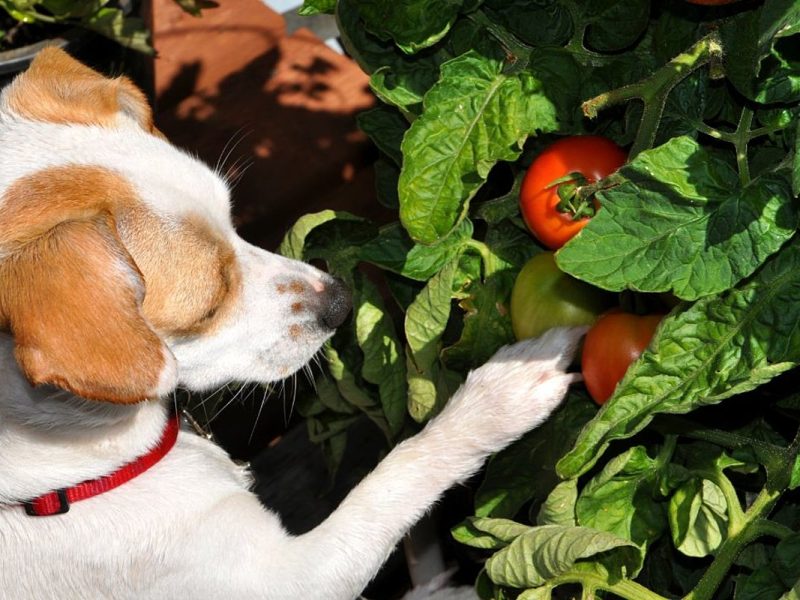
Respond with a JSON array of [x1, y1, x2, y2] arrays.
[[24, 488, 70, 517]]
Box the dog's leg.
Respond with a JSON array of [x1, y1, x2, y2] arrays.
[[273, 327, 584, 599], [157, 327, 582, 600]]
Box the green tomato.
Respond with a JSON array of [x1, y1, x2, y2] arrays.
[[511, 252, 613, 341]]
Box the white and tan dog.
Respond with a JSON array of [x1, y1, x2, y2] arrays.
[[0, 49, 582, 600]]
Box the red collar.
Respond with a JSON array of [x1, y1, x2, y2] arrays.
[[21, 411, 180, 517]]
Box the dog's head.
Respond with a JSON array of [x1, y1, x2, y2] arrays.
[[0, 48, 350, 404]]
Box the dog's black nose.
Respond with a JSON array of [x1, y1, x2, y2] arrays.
[[320, 278, 352, 329]]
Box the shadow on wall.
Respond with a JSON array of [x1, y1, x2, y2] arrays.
[[155, 36, 388, 252]]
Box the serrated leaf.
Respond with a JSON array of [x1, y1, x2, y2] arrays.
[[485, 525, 642, 588], [374, 158, 400, 209], [576, 446, 667, 548], [323, 341, 390, 440], [357, 0, 465, 54], [279, 210, 363, 260], [359, 219, 473, 282], [476, 394, 595, 519], [668, 479, 728, 558], [354, 275, 407, 436], [722, 0, 800, 102], [399, 51, 557, 244], [581, 0, 651, 53], [443, 222, 538, 371], [405, 259, 459, 421], [452, 517, 532, 550], [537, 479, 578, 527], [356, 106, 408, 166], [557, 137, 798, 301], [557, 239, 800, 479], [85, 9, 152, 53], [482, 0, 573, 48]]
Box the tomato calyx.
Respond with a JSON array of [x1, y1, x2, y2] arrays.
[[546, 171, 596, 221]]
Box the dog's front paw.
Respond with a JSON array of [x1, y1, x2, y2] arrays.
[[443, 327, 585, 452]]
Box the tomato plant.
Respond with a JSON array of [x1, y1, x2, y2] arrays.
[[510, 252, 612, 341], [285, 1, 800, 599], [519, 136, 626, 249], [581, 310, 663, 404]]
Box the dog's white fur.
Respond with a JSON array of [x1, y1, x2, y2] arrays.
[[0, 50, 582, 600]]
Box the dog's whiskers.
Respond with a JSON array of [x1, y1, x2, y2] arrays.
[[248, 384, 272, 445], [214, 126, 251, 177]]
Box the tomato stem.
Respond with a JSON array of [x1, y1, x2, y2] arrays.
[[581, 32, 722, 158], [551, 172, 596, 220], [733, 107, 754, 186]]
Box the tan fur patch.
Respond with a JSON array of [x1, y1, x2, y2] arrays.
[[118, 211, 240, 336], [0, 216, 168, 403], [0, 164, 240, 401], [0, 165, 137, 250], [3, 48, 156, 132]]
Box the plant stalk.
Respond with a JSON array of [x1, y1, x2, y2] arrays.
[[546, 571, 669, 600], [581, 32, 721, 158], [683, 487, 781, 600]]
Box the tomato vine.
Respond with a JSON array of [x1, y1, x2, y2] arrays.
[[287, 1, 800, 598]]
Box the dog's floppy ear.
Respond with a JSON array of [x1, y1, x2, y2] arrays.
[[1, 47, 156, 132], [0, 167, 177, 404]]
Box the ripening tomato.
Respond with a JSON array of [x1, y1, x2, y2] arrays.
[[520, 136, 626, 250], [582, 310, 664, 405], [510, 252, 614, 342]]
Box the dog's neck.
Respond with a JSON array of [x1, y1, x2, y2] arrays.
[[0, 332, 169, 504]]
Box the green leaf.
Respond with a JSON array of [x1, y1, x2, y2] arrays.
[[302, 214, 376, 278], [482, 0, 573, 48], [452, 517, 532, 550], [557, 137, 798, 301], [356, 105, 408, 166], [795, 119, 800, 196], [774, 534, 800, 588], [537, 479, 578, 527], [575, 446, 667, 548], [374, 158, 400, 209], [399, 51, 557, 244], [557, 239, 800, 479], [485, 525, 642, 588], [85, 9, 152, 54], [722, 0, 800, 103], [405, 259, 459, 421], [354, 275, 407, 436], [443, 222, 537, 371], [736, 565, 788, 600], [357, 0, 465, 54], [279, 210, 364, 260], [316, 376, 358, 415], [359, 219, 473, 281], [472, 170, 524, 225], [580, 0, 651, 53], [476, 394, 596, 518], [323, 341, 390, 439], [298, 0, 335, 16], [668, 479, 728, 558]]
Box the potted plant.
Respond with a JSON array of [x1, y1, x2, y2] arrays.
[[0, 0, 212, 91]]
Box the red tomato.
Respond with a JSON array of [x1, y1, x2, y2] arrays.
[[581, 310, 664, 405], [520, 136, 626, 250]]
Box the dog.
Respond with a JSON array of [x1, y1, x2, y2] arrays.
[[0, 48, 582, 600]]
